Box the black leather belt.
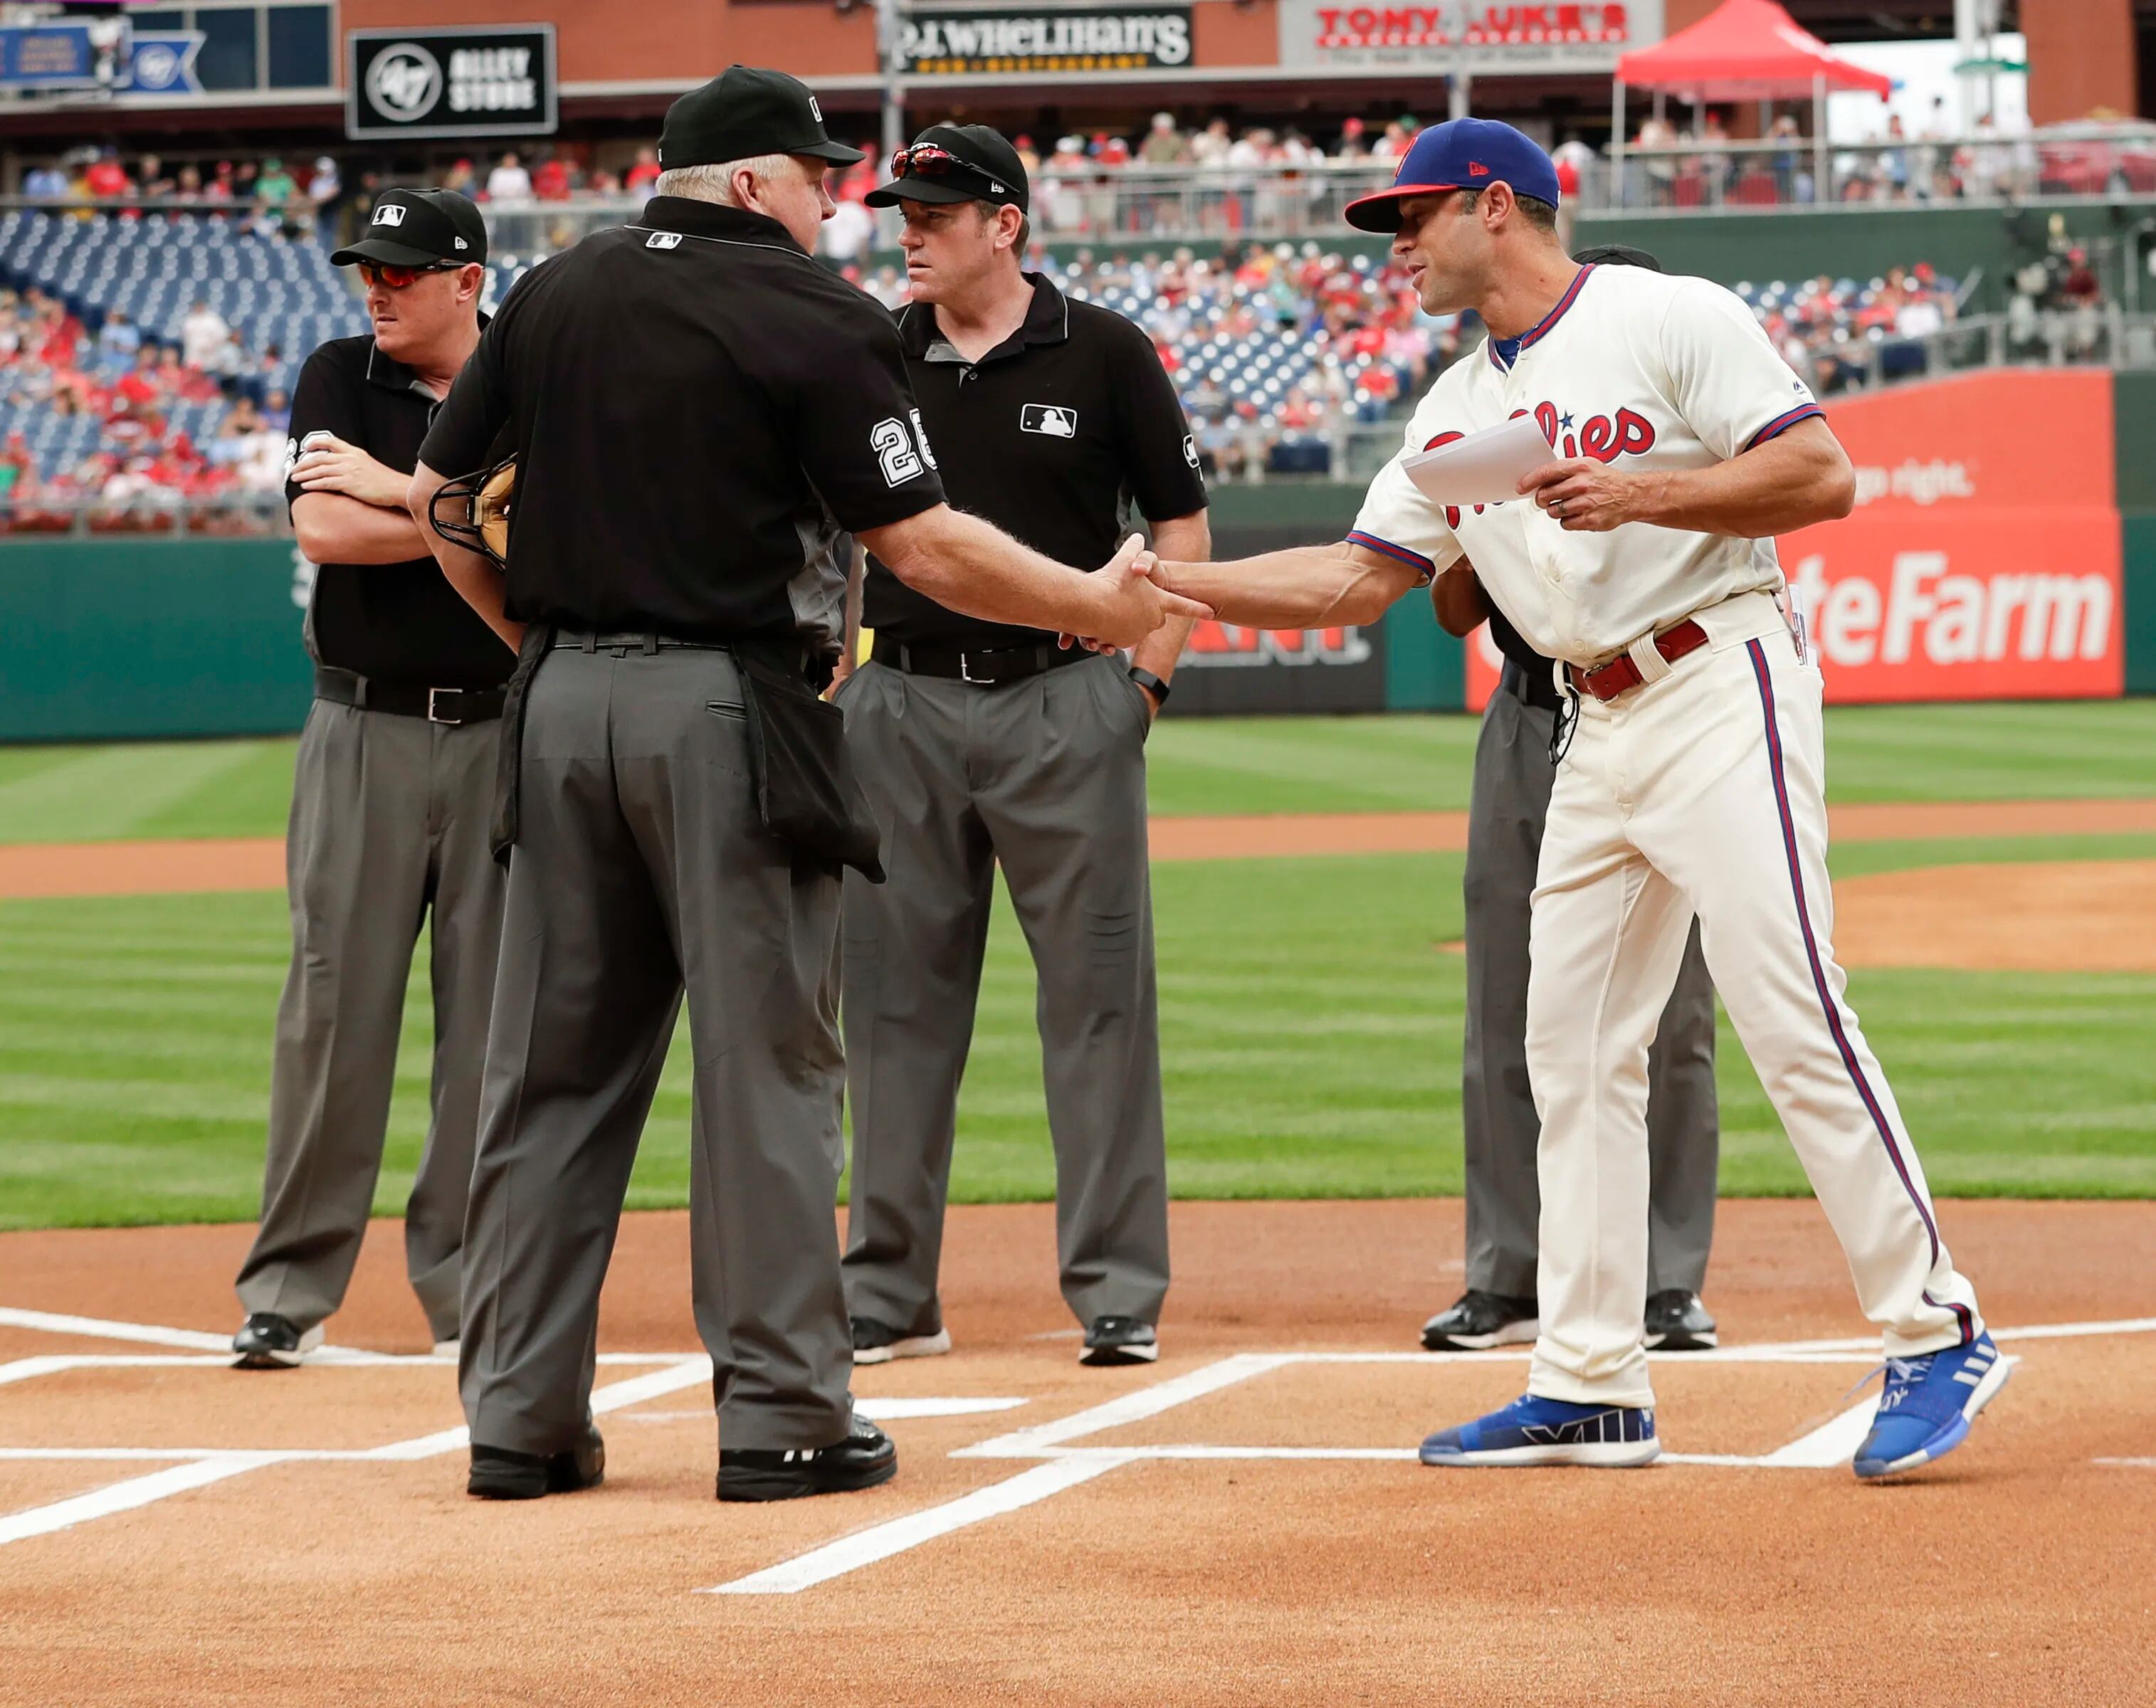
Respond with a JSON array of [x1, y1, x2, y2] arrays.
[[872, 636, 1089, 685], [549, 629, 833, 692], [315, 665, 505, 725], [1500, 657, 1563, 714]]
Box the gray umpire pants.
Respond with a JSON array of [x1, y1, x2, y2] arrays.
[[839, 653, 1169, 1336], [458, 640, 853, 1457], [235, 700, 506, 1344], [1462, 671, 1720, 1301]]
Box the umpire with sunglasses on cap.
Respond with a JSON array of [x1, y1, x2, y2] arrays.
[[409, 70, 1201, 1504], [838, 126, 1209, 1371], [231, 189, 505, 1370], [1419, 241, 1722, 1359]]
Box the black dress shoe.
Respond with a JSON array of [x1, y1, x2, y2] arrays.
[[1080, 1316, 1158, 1366], [231, 1312, 325, 1369], [1419, 1290, 1538, 1351], [1644, 1289, 1719, 1351], [467, 1425, 606, 1500], [850, 1315, 953, 1365], [717, 1415, 897, 1503]]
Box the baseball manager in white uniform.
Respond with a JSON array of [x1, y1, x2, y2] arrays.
[[1148, 119, 2006, 1480]]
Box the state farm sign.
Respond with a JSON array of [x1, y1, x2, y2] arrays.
[[1278, 0, 1660, 71], [1466, 369, 2123, 708], [1773, 369, 2120, 702]]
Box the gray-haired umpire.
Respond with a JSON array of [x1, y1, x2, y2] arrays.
[[840, 126, 1209, 1371], [409, 66, 1197, 1504], [231, 188, 505, 1371]]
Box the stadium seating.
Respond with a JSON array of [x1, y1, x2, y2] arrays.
[[0, 205, 1973, 506]]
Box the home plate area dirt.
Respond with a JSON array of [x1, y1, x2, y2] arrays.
[[2, 1199, 2153, 1706]]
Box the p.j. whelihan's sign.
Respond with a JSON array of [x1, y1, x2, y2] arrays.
[[898, 7, 1192, 75]]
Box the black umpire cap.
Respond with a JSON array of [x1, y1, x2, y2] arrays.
[[659, 65, 865, 170], [866, 124, 1030, 214], [1573, 242, 1663, 271], [330, 187, 488, 268]]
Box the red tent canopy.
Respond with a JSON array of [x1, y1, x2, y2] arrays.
[[1616, 0, 1893, 99]]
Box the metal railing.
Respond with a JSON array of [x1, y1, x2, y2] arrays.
[[0, 488, 289, 537], [1586, 130, 2156, 214]]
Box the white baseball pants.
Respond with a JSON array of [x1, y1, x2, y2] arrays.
[[1523, 613, 1983, 1409]]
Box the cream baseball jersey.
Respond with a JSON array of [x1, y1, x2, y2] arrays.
[[1348, 263, 1824, 666]]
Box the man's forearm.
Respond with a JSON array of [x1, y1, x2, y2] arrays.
[[1130, 512, 1209, 678], [1154, 541, 1414, 631], [407, 463, 522, 655], [860, 505, 1117, 637], [1636, 421, 1855, 538], [292, 492, 427, 565]]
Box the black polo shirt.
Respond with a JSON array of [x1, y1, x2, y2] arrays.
[[284, 330, 513, 690], [863, 273, 1206, 648], [1487, 603, 1563, 711], [419, 196, 945, 657]]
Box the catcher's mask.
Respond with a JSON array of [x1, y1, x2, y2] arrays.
[[428, 456, 515, 567]]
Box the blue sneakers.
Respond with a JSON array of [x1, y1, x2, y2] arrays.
[[1419, 1393, 1660, 1467], [1853, 1331, 2010, 1480]]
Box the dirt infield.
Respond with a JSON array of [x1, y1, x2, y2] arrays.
[[1835, 860, 2156, 972], [3, 796, 2154, 899], [3, 1198, 2153, 1706]]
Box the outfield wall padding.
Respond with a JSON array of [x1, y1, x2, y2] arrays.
[[0, 537, 313, 743]]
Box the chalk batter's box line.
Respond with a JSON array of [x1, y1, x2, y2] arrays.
[[1, 1312, 2152, 1584], [710, 1318, 2156, 1594]]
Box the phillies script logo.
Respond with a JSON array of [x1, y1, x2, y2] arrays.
[[1184, 621, 1373, 668], [1424, 403, 1655, 527]]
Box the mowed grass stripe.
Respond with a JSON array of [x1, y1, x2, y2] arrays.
[[3, 701, 2152, 844], [3, 850, 2152, 1230]]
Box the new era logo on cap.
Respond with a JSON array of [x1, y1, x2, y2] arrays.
[[1468, 162, 1490, 176], [373, 204, 406, 226]]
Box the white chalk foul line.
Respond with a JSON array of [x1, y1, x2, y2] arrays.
[[957, 1354, 1292, 1457], [0, 1455, 271, 1547], [0, 1357, 716, 1544], [703, 1456, 1123, 1596], [0, 1306, 236, 1353]]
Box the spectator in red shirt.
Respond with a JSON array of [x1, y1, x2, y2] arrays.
[[115, 346, 163, 414], [85, 149, 132, 199], [624, 146, 661, 193], [531, 154, 572, 201]]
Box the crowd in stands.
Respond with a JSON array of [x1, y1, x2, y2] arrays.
[[0, 132, 2118, 522], [0, 281, 293, 531]]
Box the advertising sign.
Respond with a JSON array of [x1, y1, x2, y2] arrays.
[[347, 26, 556, 140], [0, 21, 105, 88], [1466, 369, 2123, 709], [1175, 523, 1385, 715], [1276, 0, 1661, 75], [898, 7, 1192, 75]]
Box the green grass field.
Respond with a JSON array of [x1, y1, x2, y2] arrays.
[[1, 702, 2152, 1230], [2, 700, 2153, 842]]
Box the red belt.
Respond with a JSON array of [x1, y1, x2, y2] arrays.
[[1566, 619, 1710, 703]]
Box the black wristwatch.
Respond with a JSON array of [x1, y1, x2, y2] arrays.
[[1128, 665, 1171, 709]]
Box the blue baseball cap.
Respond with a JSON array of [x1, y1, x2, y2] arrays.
[[1345, 117, 1563, 233]]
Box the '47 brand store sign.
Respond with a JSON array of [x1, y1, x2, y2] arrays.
[[899, 6, 1192, 75], [1278, 0, 1660, 71]]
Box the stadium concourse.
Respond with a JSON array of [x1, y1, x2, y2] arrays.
[[0, 201, 1982, 524]]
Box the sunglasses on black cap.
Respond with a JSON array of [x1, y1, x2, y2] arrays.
[[891, 143, 1015, 201], [358, 260, 463, 290]]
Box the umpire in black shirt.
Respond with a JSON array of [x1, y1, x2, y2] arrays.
[[409, 68, 1201, 1503], [231, 188, 506, 1371], [841, 126, 1209, 1370]]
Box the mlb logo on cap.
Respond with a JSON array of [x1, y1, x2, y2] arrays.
[[373, 203, 407, 226], [1345, 117, 1562, 233]]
